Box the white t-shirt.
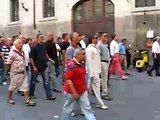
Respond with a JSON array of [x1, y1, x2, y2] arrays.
[[110, 40, 119, 56], [22, 44, 31, 66], [80, 40, 86, 49], [56, 43, 61, 57]]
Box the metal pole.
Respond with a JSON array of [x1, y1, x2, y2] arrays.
[[33, 0, 36, 29]]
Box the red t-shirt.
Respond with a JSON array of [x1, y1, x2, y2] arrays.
[[64, 59, 87, 94]]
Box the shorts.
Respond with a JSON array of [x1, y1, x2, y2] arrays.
[[8, 73, 28, 91]]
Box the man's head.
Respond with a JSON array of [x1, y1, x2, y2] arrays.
[[19, 35, 26, 44], [56, 37, 62, 43], [70, 32, 80, 44], [111, 34, 119, 41], [47, 32, 54, 41], [26, 38, 32, 46], [122, 38, 127, 45], [36, 34, 44, 44], [74, 48, 86, 63], [88, 34, 98, 45], [6, 38, 14, 46], [32, 38, 37, 46], [0, 36, 6, 43], [14, 39, 23, 50], [62, 33, 69, 41], [99, 32, 108, 43]]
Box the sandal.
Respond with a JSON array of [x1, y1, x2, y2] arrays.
[[8, 98, 15, 104]]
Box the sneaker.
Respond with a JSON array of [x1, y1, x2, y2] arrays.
[[71, 112, 76, 117], [125, 71, 131, 75], [2, 82, 7, 85], [25, 100, 36, 107], [96, 104, 108, 110], [121, 76, 128, 80], [52, 89, 62, 93], [80, 112, 85, 116], [46, 96, 56, 100], [8, 98, 15, 104]]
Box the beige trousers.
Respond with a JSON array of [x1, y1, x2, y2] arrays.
[[119, 54, 128, 71], [101, 62, 109, 96]]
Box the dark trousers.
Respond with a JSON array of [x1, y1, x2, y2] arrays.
[[29, 68, 53, 98], [147, 55, 160, 75]]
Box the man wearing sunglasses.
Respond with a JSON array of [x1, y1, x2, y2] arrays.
[[86, 35, 108, 110], [97, 32, 112, 101]]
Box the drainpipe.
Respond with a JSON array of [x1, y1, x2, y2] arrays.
[[33, 0, 36, 29]]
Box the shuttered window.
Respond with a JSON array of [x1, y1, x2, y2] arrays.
[[43, 0, 55, 18], [135, 0, 155, 7], [10, 0, 19, 21]]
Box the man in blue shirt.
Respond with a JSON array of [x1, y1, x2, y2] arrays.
[[119, 38, 130, 75]]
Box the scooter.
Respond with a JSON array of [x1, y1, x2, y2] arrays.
[[135, 49, 149, 72]]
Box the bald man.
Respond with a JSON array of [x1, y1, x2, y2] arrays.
[[45, 32, 61, 93], [65, 32, 81, 60]]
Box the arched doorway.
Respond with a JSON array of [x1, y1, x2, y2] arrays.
[[72, 0, 115, 41]]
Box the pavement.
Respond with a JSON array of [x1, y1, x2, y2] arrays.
[[1, 68, 160, 120]]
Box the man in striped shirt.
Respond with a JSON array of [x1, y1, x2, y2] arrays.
[[1, 38, 13, 85]]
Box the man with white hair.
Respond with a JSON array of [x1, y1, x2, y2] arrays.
[[61, 48, 96, 120], [7, 39, 36, 106]]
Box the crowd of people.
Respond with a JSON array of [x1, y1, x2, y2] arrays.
[[0, 31, 132, 120]]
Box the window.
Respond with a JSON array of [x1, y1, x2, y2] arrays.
[[84, 1, 93, 20], [95, 0, 104, 19], [43, 0, 55, 18], [10, 0, 19, 22], [105, 0, 114, 18], [74, 5, 83, 22], [135, 0, 155, 7]]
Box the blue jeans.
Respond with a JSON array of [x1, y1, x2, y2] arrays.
[[29, 68, 53, 98], [55, 65, 60, 77], [61, 91, 96, 120]]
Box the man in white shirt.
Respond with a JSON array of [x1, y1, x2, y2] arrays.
[[86, 34, 108, 110], [147, 36, 160, 76], [80, 35, 87, 49], [110, 35, 127, 80]]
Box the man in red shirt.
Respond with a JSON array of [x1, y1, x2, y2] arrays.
[[61, 48, 96, 120]]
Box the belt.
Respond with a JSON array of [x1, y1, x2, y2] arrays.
[[101, 60, 109, 63], [12, 71, 25, 74]]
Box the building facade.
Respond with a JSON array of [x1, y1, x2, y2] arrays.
[[0, 0, 160, 49]]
